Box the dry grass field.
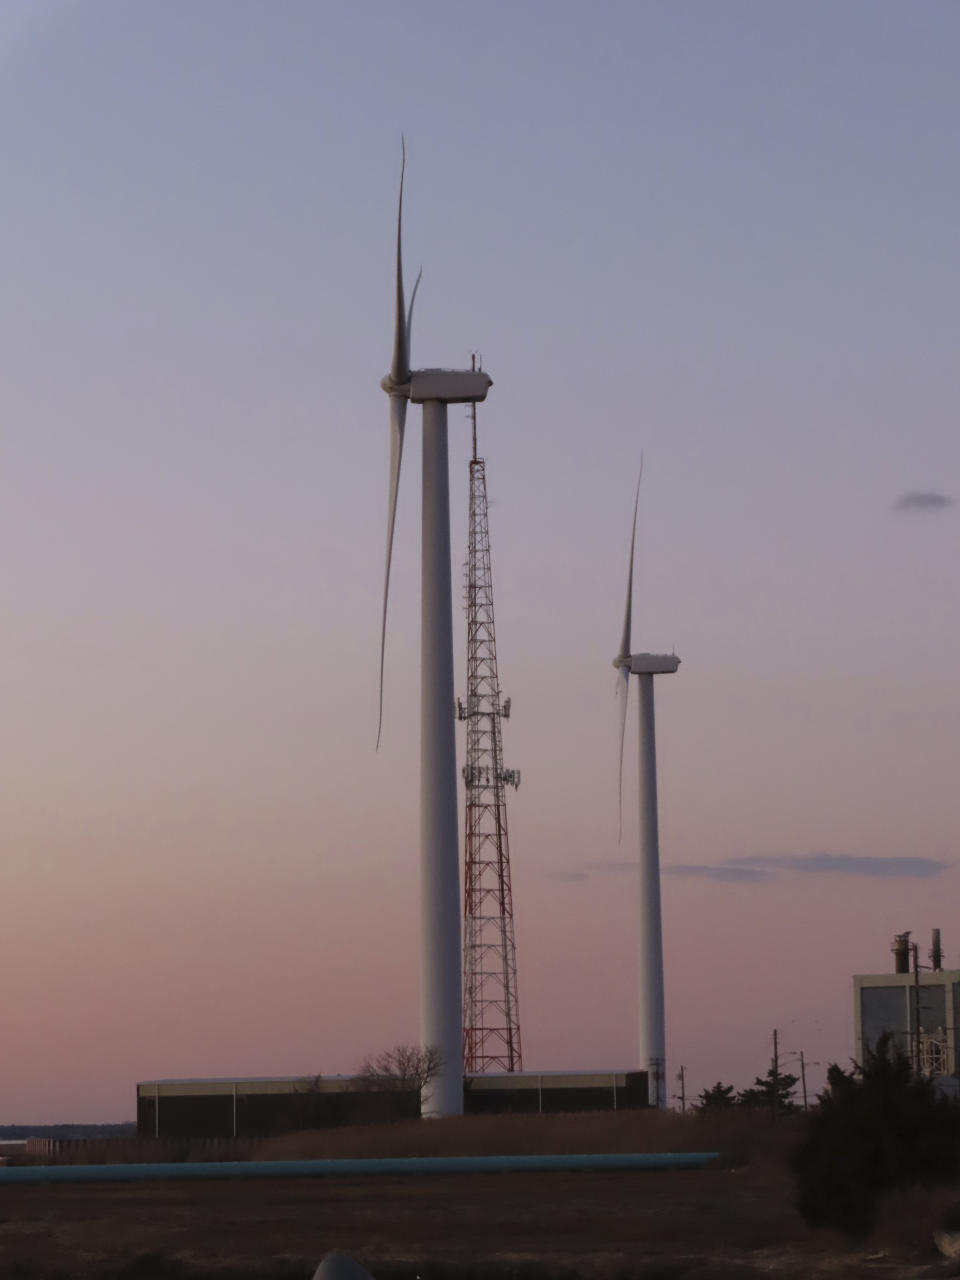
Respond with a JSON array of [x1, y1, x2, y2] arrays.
[[2, 1112, 958, 1279]]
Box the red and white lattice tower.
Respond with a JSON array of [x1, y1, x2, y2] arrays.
[[458, 399, 523, 1073]]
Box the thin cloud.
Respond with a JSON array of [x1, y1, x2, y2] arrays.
[[737, 852, 947, 879], [894, 491, 954, 513], [547, 852, 948, 886], [665, 863, 775, 884]]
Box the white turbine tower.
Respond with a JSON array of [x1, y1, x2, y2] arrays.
[[613, 476, 679, 1108], [378, 145, 492, 1118]]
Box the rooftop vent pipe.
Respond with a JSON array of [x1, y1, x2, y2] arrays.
[[931, 928, 943, 972]]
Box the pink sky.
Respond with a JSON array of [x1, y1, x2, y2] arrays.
[[2, 0, 958, 1120]]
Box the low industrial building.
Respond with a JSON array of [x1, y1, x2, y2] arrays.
[[136, 1070, 650, 1139], [854, 929, 960, 1078]]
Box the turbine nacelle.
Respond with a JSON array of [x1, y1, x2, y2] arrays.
[[381, 368, 493, 404], [411, 368, 492, 404], [614, 653, 681, 676]]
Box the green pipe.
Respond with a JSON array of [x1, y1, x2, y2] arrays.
[[0, 1151, 720, 1184]]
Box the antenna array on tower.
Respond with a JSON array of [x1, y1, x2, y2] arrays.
[[459, 403, 523, 1074]]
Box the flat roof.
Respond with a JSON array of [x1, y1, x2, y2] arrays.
[[138, 1069, 644, 1097], [854, 970, 960, 985]]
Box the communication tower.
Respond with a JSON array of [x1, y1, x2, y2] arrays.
[[458, 385, 523, 1073]]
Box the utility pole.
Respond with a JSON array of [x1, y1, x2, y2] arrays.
[[676, 1065, 686, 1114], [772, 1028, 780, 1121], [799, 1050, 808, 1111], [912, 941, 921, 1075]]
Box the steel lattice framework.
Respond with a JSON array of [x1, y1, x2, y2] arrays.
[[459, 433, 522, 1074]]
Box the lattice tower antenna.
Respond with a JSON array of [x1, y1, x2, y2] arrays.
[[458, 367, 523, 1073]]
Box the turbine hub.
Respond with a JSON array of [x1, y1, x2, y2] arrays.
[[380, 374, 411, 397]]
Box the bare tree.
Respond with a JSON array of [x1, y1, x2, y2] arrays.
[[358, 1044, 443, 1099]]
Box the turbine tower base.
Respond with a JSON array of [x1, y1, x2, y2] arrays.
[[420, 399, 464, 1118]]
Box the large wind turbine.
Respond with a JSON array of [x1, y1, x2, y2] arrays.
[[378, 145, 492, 1118], [613, 477, 679, 1108]]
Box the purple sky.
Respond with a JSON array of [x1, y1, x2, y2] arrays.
[[2, 0, 958, 1120]]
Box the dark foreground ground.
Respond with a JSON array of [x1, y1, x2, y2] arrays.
[[1, 1161, 956, 1280], [2, 1114, 958, 1279]]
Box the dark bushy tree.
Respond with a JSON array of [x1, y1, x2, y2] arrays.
[[738, 1062, 799, 1114], [697, 1081, 736, 1110], [793, 1034, 960, 1234]]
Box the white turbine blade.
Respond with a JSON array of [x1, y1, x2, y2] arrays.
[[618, 464, 642, 662], [617, 663, 630, 841], [616, 462, 642, 839], [377, 393, 407, 749], [390, 139, 410, 386], [406, 267, 422, 363], [378, 142, 414, 748]]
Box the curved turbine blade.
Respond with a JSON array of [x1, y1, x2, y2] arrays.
[[406, 267, 422, 364], [617, 664, 630, 841], [618, 462, 642, 662], [377, 393, 407, 749], [390, 139, 410, 387], [616, 461, 642, 838], [378, 141, 414, 748]]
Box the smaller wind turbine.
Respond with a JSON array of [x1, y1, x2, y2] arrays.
[[613, 473, 679, 1108]]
